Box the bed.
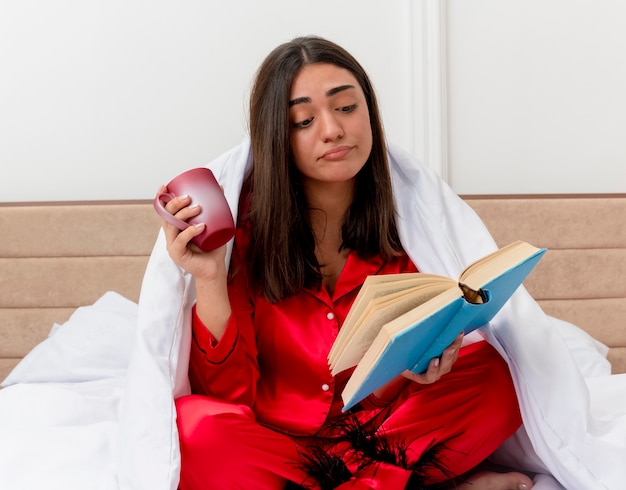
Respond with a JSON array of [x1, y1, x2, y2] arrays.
[[1, 160, 625, 489]]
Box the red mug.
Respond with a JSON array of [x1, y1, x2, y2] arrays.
[[153, 168, 235, 251]]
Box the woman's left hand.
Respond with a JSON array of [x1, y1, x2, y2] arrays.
[[401, 332, 464, 385]]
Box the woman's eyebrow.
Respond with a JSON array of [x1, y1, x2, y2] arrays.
[[326, 84, 355, 97], [289, 96, 310, 107], [289, 84, 357, 107]]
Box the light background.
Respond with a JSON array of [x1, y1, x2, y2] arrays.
[[1, 0, 624, 202]]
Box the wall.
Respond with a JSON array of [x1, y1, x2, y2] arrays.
[[446, 0, 626, 194], [0, 0, 419, 201], [1, 1, 624, 202]]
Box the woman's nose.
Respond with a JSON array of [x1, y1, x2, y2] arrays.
[[319, 112, 344, 141]]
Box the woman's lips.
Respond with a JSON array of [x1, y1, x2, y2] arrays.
[[319, 146, 353, 161]]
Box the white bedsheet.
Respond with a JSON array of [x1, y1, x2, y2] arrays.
[[1, 140, 625, 489], [0, 292, 134, 490]]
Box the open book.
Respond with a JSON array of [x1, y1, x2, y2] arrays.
[[328, 240, 546, 411]]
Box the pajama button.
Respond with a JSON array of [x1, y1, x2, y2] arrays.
[[326, 312, 335, 320], [321, 384, 330, 391]]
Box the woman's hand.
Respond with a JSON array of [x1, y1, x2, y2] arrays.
[[158, 185, 232, 340], [158, 185, 228, 281], [401, 332, 464, 385]]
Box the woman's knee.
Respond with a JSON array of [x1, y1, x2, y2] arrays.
[[175, 394, 254, 454]]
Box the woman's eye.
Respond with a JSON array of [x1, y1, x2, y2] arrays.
[[293, 117, 314, 129], [338, 104, 357, 113]]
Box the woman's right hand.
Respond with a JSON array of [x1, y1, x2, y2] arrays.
[[159, 185, 232, 340], [158, 185, 228, 282]]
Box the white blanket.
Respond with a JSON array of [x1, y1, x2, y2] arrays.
[[1, 139, 625, 490]]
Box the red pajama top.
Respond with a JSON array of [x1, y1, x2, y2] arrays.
[[188, 222, 419, 437]]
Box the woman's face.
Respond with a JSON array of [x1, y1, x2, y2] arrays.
[[288, 63, 373, 187]]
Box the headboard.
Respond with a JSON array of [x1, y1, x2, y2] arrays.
[[1, 195, 624, 381]]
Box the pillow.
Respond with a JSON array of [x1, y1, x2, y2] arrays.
[[1, 291, 138, 387]]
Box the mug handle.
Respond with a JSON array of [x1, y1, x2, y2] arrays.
[[153, 192, 191, 231]]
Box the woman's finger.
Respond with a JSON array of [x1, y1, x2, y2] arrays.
[[162, 206, 203, 244], [167, 223, 206, 263], [402, 332, 464, 385], [164, 194, 192, 215], [174, 203, 202, 222], [431, 333, 462, 377], [438, 332, 463, 371], [156, 187, 202, 243]]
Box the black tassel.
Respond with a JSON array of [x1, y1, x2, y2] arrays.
[[403, 440, 456, 490], [292, 444, 352, 490], [336, 414, 455, 487], [291, 415, 459, 489]]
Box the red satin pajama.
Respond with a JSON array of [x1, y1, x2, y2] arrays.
[[176, 340, 521, 489], [176, 224, 522, 489]]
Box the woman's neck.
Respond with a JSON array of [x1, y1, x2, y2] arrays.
[[303, 179, 355, 296], [303, 179, 354, 223]]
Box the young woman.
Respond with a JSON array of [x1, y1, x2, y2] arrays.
[[160, 36, 533, 490]]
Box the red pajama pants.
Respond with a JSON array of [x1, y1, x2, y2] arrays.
[[175, 341, 521, 490]]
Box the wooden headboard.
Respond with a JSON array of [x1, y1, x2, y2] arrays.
[[1, 195, 625, 381], [464, 194, 626, 373], [0, 201, 160, 379]]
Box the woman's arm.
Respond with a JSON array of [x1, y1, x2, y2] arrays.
[[159, 188, 231, 340], [159, 188, 260, 405]]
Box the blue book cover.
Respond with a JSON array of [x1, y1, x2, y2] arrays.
[[339, 242, 546, 411]]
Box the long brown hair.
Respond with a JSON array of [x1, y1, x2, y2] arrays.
[[246, 36, 402, 302]]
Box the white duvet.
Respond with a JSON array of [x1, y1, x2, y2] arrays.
[[1, 139, 625, 490]]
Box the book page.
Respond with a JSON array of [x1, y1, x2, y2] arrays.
[[459, 241, 541, 290], [328, 273, 446, 361], [381, 286, 463, 337], [329, 286, 421, 369], [330, 283, 451, 374]]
